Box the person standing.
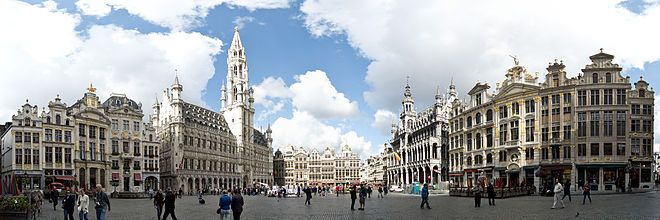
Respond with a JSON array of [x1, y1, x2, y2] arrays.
[[582, 183, 591, 205], [377, 185, 383, 198], [358, 184, 367, 210], [62, 190, 75, 220], [149, 188, 154, 200], [231, 189, 244, 220], [93, 184, 111, 220], [472, 184, 482, 208], [162, 188, 177, 220], [561, 181, 572, 202], [77, 189, 89, 220], [50, 188, 59, 211], [304, 186, 312, 205], [367, 186, 372, 198], [350, 186, 357, 211], [219, 190, 231, 220], [552, 179, 565, 209], [420, 183, 431, 209], [178, 188, 183, 198], [154, 189, 165, 220], [487, 183, 495, 206]]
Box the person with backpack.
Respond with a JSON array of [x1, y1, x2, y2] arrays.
[[377, 185, 383, 198], [582, 183, 591, 205], [358, 184, 367, 210]]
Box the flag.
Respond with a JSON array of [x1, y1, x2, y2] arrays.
[[394, 152, 401, 161], [178, 157, 184, 169], [274, 170, 277, 176]]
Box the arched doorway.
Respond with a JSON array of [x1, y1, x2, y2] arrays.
[[432, 165, 439, 185], [79, 168, 86, 189]]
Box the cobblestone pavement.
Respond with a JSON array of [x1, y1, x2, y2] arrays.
[[35, 191, 660, 220]]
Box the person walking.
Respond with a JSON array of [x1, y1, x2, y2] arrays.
[[336, 186, 340, 197], [420, 183, 431, 209], [149, 188, 154, 200], [487, 183, 495, 206], [552, 179, 565, 209], [367, 186, 372, 198], [162, 188, 177, 220], [93, 184, 111, 220], [62, 190, 75, 220], [178, 188, 183, 198], [231, 189, 244, 220], [77, 189, 89, 220], [472, 184, 482, 208], [350, 186, 357, 211], [358, 184, 367, 210], [154, 189, 165, 220], [50, 188, 59, 211], [304, 186, 312, 205], [561, 181, 572, 202], [582, 183, 591, 205], [377, 185, 383, 198], [219, 190, 231, 220]]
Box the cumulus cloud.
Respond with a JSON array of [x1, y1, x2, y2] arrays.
[[290, 70, 360, 119], [75, 0, 293, 30], [252, 76, 291, 107], [232, 16, 255, 29], [371, 109, 395, 136], [271, 111, 372, 159], [0, 0, 222, 123], [300, 0, 660, 113]]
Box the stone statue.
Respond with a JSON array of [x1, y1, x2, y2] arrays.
[[509, 55, 519, 66]]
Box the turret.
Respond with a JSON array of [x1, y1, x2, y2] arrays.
[[171, 75, 183, 100], [221, 81, 226, 110]]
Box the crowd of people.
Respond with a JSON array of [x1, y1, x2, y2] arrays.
[[49, 184, 111, 220]]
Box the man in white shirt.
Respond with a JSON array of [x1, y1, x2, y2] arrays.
[[552, 179, 565, 209]]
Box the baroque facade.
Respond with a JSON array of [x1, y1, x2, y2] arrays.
[[280, 145, 360, 187], [385, 82, 455, 189], [448, 50, 655, 192], [273, 149, 285, 186], [154, 28, 273, 193]]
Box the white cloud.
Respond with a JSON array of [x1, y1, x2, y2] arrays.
[[290, 70, 360, 119], [0, 1, 222, 123], [253, 76, 291, 107], [300, 0, 660, 112], [75, 0, 293, 30], [75, 0, 111, 17], [257, 101, 284, 121], [271, 111, 372, 159], [371, 109, 395, 136], [232, 16, 255, 29]]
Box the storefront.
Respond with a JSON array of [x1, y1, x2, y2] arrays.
[[576, 164, 626, 192], [630, 161, 654, 189], [538, 164, 571, 190], [522, 166, 538, 186], [464, 169, 477, 186], [448, 172, 463, 186], [14, 173, 42, 191]]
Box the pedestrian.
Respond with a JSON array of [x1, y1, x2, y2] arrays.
[[154, 189, 165, 220], [487, 182, 495, 206], [472, 183, 482, 208], [350, 185, 357, 211], [304, 186, 312, 205], [50, 188, 59, 211], [219, 190, 231, 220], [77, 189, 89, 220], [561, 181, 572, 202], [377, 185, 383, 198], [162, 188, 177, 220], [367, 186, 372, 198], [420, 183, 431, 209], [582, 183, 591, 205], [149, 188, 154, 200], [384, 185, 388, 195], [93, 184, 111, 220], [231, 189, 244, 220], [551, 179, 565, 209], [178, 188, 183, 198], [336, 186, 340, 197], [62, 190, 75, 220], [358, 184, 367, 210]]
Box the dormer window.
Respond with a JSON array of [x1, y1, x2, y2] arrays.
[[55, 115, 61, 125], [592, 73, 598, 84], [639, 89, 645, 98], [475, 94, 482, 106], [605, 73, 612, 83]]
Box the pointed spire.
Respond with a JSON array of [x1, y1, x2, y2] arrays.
[[221, 81, 226, 91], [230, 26, 243, 52], [173, 72, 180, 85]]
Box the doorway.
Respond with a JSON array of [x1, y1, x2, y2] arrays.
[[124, 177, 130, 192]]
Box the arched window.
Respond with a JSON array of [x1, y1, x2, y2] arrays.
[[466, 156, 472, 166], [475, 155, 482, 165], [466, 116, 472, 128], [46, 116, 51, 124], [605, 73, 612, 83], [475, 113, 482, 124], [639, 89, 645, 97], [55, 115, 61, 125], [65, 119, 70, 126], [592, 73, 598, 84], [486, 109, 493, 121], [486, 153, 493, 164]]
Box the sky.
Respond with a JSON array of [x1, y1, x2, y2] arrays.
[[1, 0, 659, 160]]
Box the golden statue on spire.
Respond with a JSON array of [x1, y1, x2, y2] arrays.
[[87, 83, 96, 93]]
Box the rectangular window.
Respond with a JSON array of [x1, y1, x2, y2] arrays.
[[525, 119, 535, 142], [643, 120, 652, 133], [15, 149, 22, 164], [79, 124, 86, 137], [577, 90, 587, 106], [133, 121, 140, 132], [64, 131, 71, 143], [90, 142, 96, 160], [45, 147, 53, 162], [631, 120, 640, 132], [123, 120, 129, 131], [564, 93, 572, 104], [590, 90, 600, 105], [55, 130, 62, 142], [512, 102, 520, 115], [24, 149, 31, 164], [89, 125, 96, 138], [134, 142, 140, 155], [616, 89, 626, 104], [604, 143, 612, 156], [45, 129, 53, 141], [616, 112, 626, 136], [590, 112, 600, 136], [123, 141, 129, 153], [564, 146, 571, 159], [499, 124, 507, 145], [643, 139, 652, 156], [591, 143, 599, 156], [541, 96, 548, 106], [563, 125, 571, 140], [603, 111, 613, 136], [542, 127, 549, 141], [499, 106, 508, 119], [632, 104, 640, 115], [563, 106, 571, 114], [552, 145, 560, 159], [617, 143, 625, 156], [578, 144, 586, 157], [525, 100, 535, 113], [466, 133, 472, 151], [552, 95, 560, 105], [33, 133, 39, 143], [486, 128, 493, 147], [112, 140, 119, 153], [525, 148, 534, 160], [55, 147, 62, 163], [24, 132, 31, 143], [112, 119, 118, 131], [100, 143, 105, 160], [578, 112, 587, 137], [65, 148, 71, 163], [552, 126, 560, 139], [79, 141, 86, 160], [642, 105, 652, 115], [542, 148, 549, 160], [552, 108, 560, 121], [15, 132, 21, 143], [99, 127, 105, 139], [510, 120, 519, 141], [631, 138, 640, 156], [603, 89, 613, 105]]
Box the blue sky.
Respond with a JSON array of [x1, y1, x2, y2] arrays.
[[1, 0, 659, 159]]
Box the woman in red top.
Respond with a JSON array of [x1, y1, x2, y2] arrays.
[[582, 183, 591, 205]]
